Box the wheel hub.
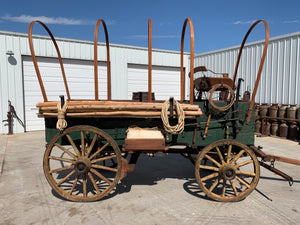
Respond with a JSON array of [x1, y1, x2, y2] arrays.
[[75, 157, 91, 175], [220, 165, 236, 181]]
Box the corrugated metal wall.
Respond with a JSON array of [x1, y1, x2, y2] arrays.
[[0, 31, 190, 134], [195, 32, 300, 107]]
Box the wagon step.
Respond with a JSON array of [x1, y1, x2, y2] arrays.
[[123, 127, 166, 152]]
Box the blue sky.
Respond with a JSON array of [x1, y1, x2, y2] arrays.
[[1, 0, 300, 53]]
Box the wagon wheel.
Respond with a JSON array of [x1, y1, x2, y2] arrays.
[[208, 83, 235, 112], [195, 139, 260, 202], [43, 125, 122, 202]]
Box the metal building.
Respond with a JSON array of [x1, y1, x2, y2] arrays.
[[195, 31, 300, 107], [0, 31, 190, 134]]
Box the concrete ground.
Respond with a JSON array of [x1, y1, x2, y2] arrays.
[[1, 131, 300, 225]]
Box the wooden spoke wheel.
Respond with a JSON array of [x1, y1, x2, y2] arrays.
[[208, 84, 235, 112], [195, 139, 260, 202], [43, 125, 122, 202]]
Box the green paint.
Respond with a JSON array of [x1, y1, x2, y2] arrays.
[[45, 101, 255, 147]]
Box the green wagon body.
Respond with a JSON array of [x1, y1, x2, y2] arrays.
[[44, 101, 255, 148]]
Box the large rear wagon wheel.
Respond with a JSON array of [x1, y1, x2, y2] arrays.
[[195, 140, 260, 202], [43, 125, 122, 202]]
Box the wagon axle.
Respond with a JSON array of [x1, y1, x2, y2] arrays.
[[220, 165, 236, 181], [75, 158, 91, 175]]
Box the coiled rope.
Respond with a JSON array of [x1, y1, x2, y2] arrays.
[[56, 102, 68, 131], [208, 83, 235, 112], [161, 99, 185, 134]]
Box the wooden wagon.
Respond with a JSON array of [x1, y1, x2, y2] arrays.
[[28, 18, 299, 202]]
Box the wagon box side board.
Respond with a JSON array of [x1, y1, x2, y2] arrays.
[[44, 101, 255, 148]]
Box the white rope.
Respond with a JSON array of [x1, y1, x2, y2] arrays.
[[161, 99, 185, 134], [56, 102, 68, 131]]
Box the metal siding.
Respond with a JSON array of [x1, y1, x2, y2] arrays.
[[0, 35, 25, 133], [195, 32, 300, 106], [110, 47, 127, 100], [296, 38, 300, 104], [127, 64, 181, 100], [0, 35, 7, 134]]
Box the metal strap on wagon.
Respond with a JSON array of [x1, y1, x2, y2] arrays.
[[180, 18, 195, 104], [94, 19, 111, 100], [29, 19, 112, 102], [28, 21, 71, 102], [232, 20, 270, 124]]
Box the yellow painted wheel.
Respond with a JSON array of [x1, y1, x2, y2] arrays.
[[195, 140, 260, 202], [43, 125, 122, 202]]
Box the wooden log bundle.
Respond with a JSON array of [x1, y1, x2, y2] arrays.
[[36, 100, 202, 118]]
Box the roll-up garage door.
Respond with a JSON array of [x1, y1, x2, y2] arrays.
[[23, 56, 107, 131], [127, 64, 182, 101]]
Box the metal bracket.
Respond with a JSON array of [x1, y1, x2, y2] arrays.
[[270, 160, 275, 168]]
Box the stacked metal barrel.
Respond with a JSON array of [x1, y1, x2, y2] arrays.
[[255, 103, 300, 140]]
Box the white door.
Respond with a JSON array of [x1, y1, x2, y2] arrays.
[[127, 64, 182, 101], [23, 56, 107, 131]]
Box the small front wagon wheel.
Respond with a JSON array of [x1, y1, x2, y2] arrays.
[[43, 125, 122, 202], [195, 140, 260, 202]]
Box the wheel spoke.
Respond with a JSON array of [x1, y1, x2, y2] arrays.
[[89, 143, 110, 160], [69, 175, 79, 195], [90, 168, 112, 185], [49, 165, 74, 174], [91, 164, 118, 173], [227, 145, 232, 163], [49, 156, 75, 164], [205, 154, 221, 168], [215, 146, 225, 165], [235, 176, 251, 189], [57, 170, 76, 186], [235, 159, 253, 169], [86, 134, 98, 157], [66, 134, 81, 156], [221, 179, 226, 197], [81, 131, 85, 156], [201, 172, 219, 182], [54, 143, 77, 159], [88, 172, 101, 194], [230, 180, 238, 196], [230, 150, 245, 165], [91, 154, 117, 163], [199, 165, 219, 172], [83, 173, 87, 197], [236, 170, 256, 177], [209, 178, 219, 192]]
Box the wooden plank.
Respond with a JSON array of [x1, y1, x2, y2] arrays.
[[39, 104, 200, 112], [124, 138, 165, 151], [40, 110, 202, 117], [36, 100, 201, 111]]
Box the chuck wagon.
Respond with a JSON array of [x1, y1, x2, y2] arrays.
[[28, 18, 299, 202]]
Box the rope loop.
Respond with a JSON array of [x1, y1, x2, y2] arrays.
[[56, 102, 68, 131], [161, 99, 185, 134]]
